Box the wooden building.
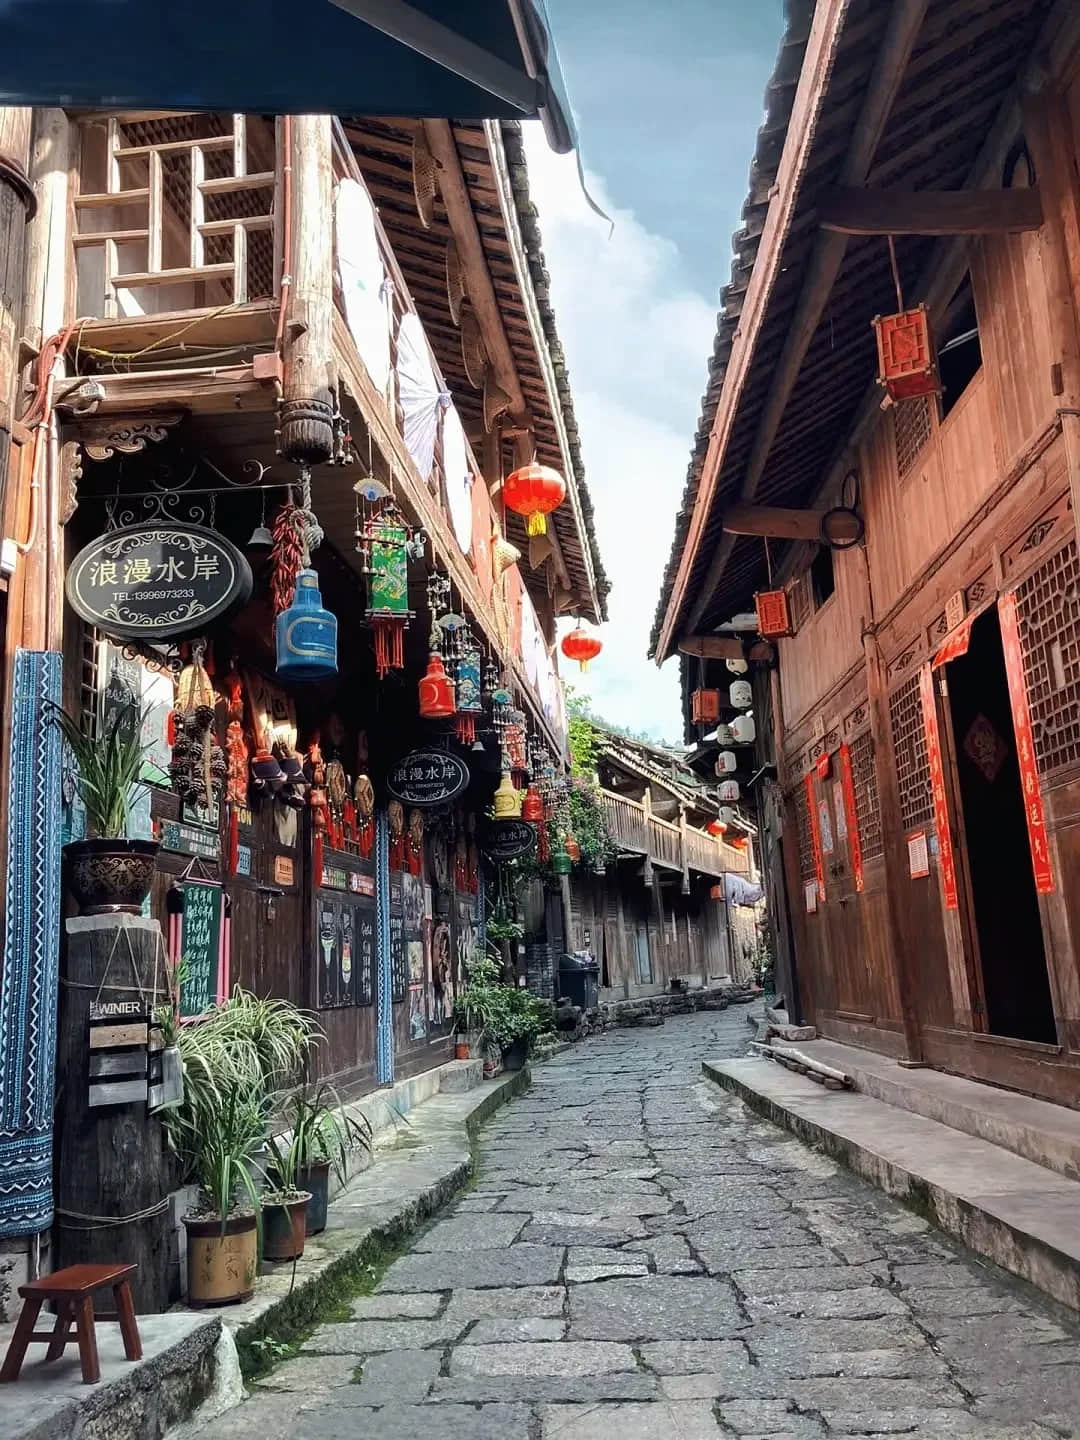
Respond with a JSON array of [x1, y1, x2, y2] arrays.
[[565, 727, 758, 999], [652, 0, 1080, 1107]]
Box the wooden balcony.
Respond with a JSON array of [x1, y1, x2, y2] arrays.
[[600, 790, 747, 879]]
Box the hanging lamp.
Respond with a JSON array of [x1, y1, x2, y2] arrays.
[[504, 461, 566, 537], [492, 771, 523, 819], [418, 651, 455, 719], [521, 785, 544, 823], [561, 623, 603, 673], [276, 569, 338, 681]]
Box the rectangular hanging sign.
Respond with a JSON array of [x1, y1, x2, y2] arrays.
[[919, 665, 959, 910], [838, 743, 864, 893], [804, 773, 826, 905], [178, 880, 226, 1018], [932, 613, 974, 670], [907, 829, 930, 879], [999, 592, 1055, 894]]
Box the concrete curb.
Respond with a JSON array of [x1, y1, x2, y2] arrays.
[[705, 1057, 1080, 1316]]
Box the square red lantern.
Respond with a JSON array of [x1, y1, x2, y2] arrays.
[[691, 689, 722, 725], [755, 589, 792, 638], [872, 305, 940, 402]]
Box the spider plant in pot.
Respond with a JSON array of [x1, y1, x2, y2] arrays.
[[49, 701, 160, 914], [166, 1088, 265, 1307], [277, 1083, 373, 1235], [261, 1126, 312, 1261]]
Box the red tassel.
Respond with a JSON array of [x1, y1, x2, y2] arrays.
[[228, 807, 239, 876], [538, 823, 550, 863], [167, 711, 177, 747], [314, 833, 324, 888], [373, 619, 406, 680], [344, 799, 357, 844], [456, 715, 475, 746], [359, 821, 373, 859]]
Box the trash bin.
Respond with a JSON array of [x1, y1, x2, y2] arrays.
[[558, 951, 599, 1011]]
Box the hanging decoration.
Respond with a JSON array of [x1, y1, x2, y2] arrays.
[[707, 819, 727, 837], [504, 461, 566, 537], [521, 785, 543, 824], [170, 647, 225, 816], [873, 237, 940, 403], [716, 751, 738, 774], [388, 801, 407, 872], [731, 714, 756, 744], [364, 499, 413, 678], [326, 759, 348, 851], [418, 651, 455, 719], [354, 773, 375, 859], [270, 499, 308, 617], [222, 671, 249, 809], [276, 569, 338, 681], [726, 657, 749, 676], [504, 706, 528, 782], [454, 627, 483, 747], [492, 771, 523, 819], [729, 679, 753, 709], [718, 779, 741, 802], [561, 622, 603, 673], [755, 589, 793, 638], [396, 311, 450, 483], [918, 665, 960, 910], [691, 689, 721, 725]]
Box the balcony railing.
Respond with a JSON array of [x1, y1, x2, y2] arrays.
[[599, 790, 746, 879]]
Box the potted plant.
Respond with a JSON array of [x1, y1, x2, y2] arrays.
[[452, 951, 500, 1060], [50, 702, 160, 914], [489, 985, 554, 1072], [261, 1129, 311, 1262], [170, 1088, 265, 1307], [276, 1083, 372, 1235]]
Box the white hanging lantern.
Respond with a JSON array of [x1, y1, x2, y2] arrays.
[[726, 657, 749, 675], [718, 779, 741, 802], [715, 723, 734, 745], [718, 805, 737, 826], [729, 679, 752, 710], [731, 714, 756, 744], [716, 751, 738, 774]]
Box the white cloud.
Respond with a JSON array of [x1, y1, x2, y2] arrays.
[[523, 125, 716, 741]]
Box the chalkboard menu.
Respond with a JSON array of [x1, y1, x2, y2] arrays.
[[355, 902, 375, 1007], [389, 872, 407, 1003], [316, 898, 357, 1009], [179, 880, 224, 1018], [313, 857, 375, 1010]]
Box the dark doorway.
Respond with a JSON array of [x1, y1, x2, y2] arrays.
[[945, 608, 1056, 1043]]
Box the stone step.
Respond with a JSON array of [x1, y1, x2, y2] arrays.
[[770, 1036, 1080, 1182], [705, 1055, 1080, 1315]]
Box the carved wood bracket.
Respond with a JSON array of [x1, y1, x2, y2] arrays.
[[79, 414, 183, 463]]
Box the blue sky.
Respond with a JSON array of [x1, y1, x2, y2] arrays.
[[530, 1, 783, 741]]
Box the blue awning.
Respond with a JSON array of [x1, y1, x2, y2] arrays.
[[0, 0, 576, 152]]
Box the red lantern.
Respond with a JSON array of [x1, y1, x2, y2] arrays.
[[564, 834, 581, 863], [504, 462, 566, 537], [755, 589, 792, 639], [706, 819, 727, 837], [561, 623, 603, 673], [521, 786, 544, 823], [418, 652, 455, 719], [872, 305, 940, 402], [729, 834, 748, 851], [691, 689, 722, 725]]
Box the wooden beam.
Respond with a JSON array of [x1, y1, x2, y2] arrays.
[[676, 0, 929, 645], [722, 503, 857, 543], [818, 184, 1043, 235], [678, 635, 747, 662], [422, 120, 527, 423]]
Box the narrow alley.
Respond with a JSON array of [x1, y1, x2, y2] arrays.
[[197, 1009, 1080, 1439]]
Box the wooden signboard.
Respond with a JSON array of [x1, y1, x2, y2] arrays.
[[179, 879, 225, 1018], [87, 1013, 149, 1108], [161, 820, 220, 861]]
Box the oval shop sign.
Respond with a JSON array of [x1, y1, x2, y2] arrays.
[[386, 749, 470, 808]]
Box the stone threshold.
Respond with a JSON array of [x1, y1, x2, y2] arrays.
[[0, 1066, 529, 1440], [705, 1055, 1080, 1316]]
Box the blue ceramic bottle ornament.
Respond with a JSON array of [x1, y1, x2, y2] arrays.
[[276, 569, 338, 681]]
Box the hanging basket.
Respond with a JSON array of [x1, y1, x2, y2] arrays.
[[446, 237, 467, 325], [411, 133, 437, 229]]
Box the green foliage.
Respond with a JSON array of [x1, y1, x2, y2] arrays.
[[485, 910, 525, 942], [48, 701, 152, 838], [566, 778, 616, 866], [170, 1086, 266, 1224], [484, 985, 555, 1050], [270, 1082, 372, 1193]]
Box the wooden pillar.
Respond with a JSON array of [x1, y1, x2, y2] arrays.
[[0, 107, 34, 545], [279, 115, 335, 466], [769, 664, 809, 1021], [678, 804, 690, 895], [864, 632, 923, 1063]]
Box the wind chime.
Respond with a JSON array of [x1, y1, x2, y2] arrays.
[[418, 569, 455, 720], [354, 449, 415, 678], [169, 644, 226, 816], [550, 775, 574, 874], [453, 622, 484, 748], [272, 467, 338, 681]]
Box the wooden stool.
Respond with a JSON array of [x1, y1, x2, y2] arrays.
[[0, 1263, 142, 1385]]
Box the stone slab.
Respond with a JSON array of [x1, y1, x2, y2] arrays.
[[378, 1243, 565, 1293], [568, 1275, 743, 1341]]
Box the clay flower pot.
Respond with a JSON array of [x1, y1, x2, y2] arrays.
[[184, 1212, 258, 1307], [262, 1192, 311, 1261], [64, 837, 160, 915]]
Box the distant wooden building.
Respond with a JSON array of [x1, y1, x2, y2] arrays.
[[653, 0, 1080, 1106]]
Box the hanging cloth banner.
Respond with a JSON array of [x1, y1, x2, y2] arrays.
[[335, 179, 391, 398], [838, 743, 864, 894], [804, 772, 826, 906], [396, 311, 449, 485], [442, 404, 474, 555], [998, 592, 1055, 894], [932, 613, 975, 670], [919, 665, 959, 909]]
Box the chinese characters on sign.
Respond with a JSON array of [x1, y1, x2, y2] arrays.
[[999, 592, 1054, 894], [919, 665, 959, 909], [179, 881, 224, 1018], [838, 743, 864, 893], [908, 829, 930, 879], [66, 524, 252, 640], [386, 749, 470, 808], [804, 773, 826, 906]]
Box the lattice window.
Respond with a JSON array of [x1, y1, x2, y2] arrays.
[[79, 625, 101, 740], [789, 573, 812, 632], [889, 673, 933, 830], [791, 780, 815, 879], [894, 396, 933, 479], [849, 730, 883, 859], [1014, 539, 1080, 775]]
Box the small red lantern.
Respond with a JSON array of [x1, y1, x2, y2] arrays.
[[561, 623, 602, 673], [504, 462, 566, 537], [418, 652, 455, 719], [755, 589, 792, 639], [521, 785, 544, 823], [729, 834, 748, 851], [706, 819, 727, 837], [691, 689, 722, 725], [872, 305, 940, 402], [564, 835, 581, 863], [709, 883, 724, 900]]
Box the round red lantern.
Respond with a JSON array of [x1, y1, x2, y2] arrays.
[[561, 623, 603, 673], [418, 652, 455, 719], [706, 819, 727, 837], [729, 834, 748, 851], [504, 462, 566, 537]]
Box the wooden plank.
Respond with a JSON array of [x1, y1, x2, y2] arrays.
[[89, 1050, 148, 1078], [74, 187, 149, 208], [113, 263, 233, 287], [198, 216, 273, 236], [72, 299, 277, 355], [818, 184, 1043, 235], [88, 1078, 148, 1108], [722, 503, 848, 542], [89, 1022, 148, 1050], [198, 171, 274, 194], [678, 634, 746, 661], [147, 149, 162, 272], [77, 363, 270, 417], [72, 229, 149, 247], [112, 136, 233, 160], [670, 0, 930, 652], [190, 144, 204, 268]]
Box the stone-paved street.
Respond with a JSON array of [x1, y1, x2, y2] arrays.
[[201, 1008, 1080, 1438]]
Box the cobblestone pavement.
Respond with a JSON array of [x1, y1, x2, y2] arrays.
[[203, 1008, 1080, 1438]]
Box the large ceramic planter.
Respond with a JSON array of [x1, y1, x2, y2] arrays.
[[262, 1193, 310, 1261], [501, 1037, 528, 1072], [184, 1212, 258, 1307], [299, 1163, 331, 1235], [64, 837, 160, 915]]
